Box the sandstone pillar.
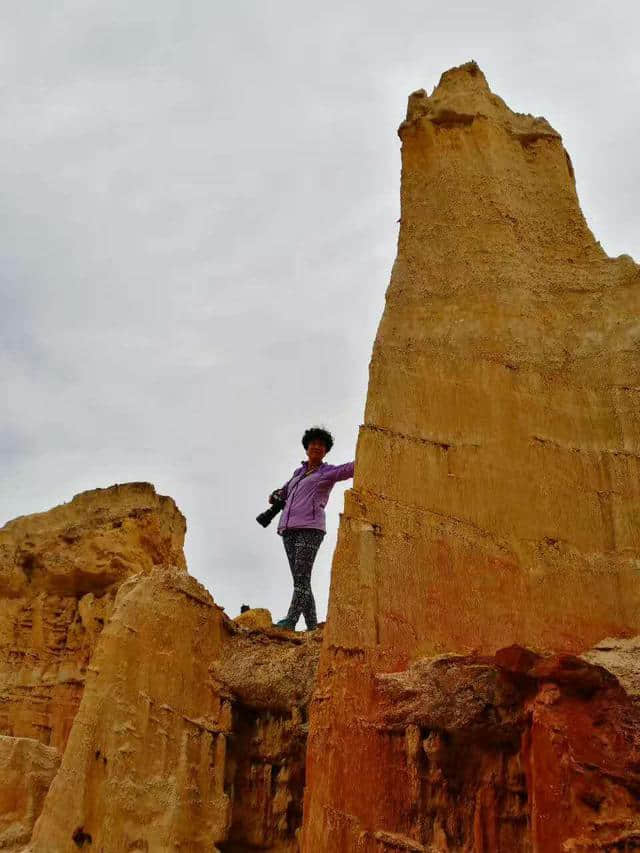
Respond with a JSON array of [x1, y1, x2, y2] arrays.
[[302, 61, 640, 852]]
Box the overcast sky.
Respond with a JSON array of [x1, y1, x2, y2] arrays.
[[2, 1, 638, 623]]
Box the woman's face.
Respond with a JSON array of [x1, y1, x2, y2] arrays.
[[307, 439, 327, 464]]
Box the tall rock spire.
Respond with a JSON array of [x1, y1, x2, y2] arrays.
[[302, 61, 640, 852], [325, 59, 640, 661]]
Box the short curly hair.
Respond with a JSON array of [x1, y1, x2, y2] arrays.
[[302, 426, 334, 453]]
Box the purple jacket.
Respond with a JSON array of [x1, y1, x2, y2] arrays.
[[276, 459, 355, 535]]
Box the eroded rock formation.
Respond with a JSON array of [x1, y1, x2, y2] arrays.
[[1, 62, 640, 852], [301, 62, 640, 852], [0, 484, 320, 851], [0, 735, 60, 851], [0, 482, 186, 752]]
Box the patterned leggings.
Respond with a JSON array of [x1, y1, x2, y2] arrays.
[[281, 528, 325, 629]]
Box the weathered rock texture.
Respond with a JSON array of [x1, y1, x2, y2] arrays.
[[583, 636, 640, 702], [27, 568, 231, 851], [0, 482, 186, 752], [375, 648, 640, 852], [0, 485, 320, 851], [26, 573, 320, 852], [214, 620, 321, 851], [0, 735, 60, 851], [301, 62, 640, 852]]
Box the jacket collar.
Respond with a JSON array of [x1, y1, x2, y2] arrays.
[[300, 460, 328, 468]]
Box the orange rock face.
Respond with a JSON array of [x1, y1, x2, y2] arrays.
[[26, 571, 320, 851], [0, 735, 60, 851], [28, 568, 232, 850], [301, 62, 640, 851], [0, 484, 320, 851], [0, 482, 186, 752]]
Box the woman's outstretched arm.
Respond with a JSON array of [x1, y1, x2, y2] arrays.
[[326, 461, 355, 482]]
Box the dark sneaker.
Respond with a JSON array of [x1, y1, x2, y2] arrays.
[[275, 619, 296, 630]]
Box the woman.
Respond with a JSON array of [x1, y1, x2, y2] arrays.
[[269, 426, 354, 631]]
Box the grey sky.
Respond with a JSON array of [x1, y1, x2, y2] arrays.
[[2, 1, 638, 622]]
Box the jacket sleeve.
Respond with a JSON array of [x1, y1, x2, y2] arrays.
[[326, 461, 355, 483], [278, 467, 301, 498]]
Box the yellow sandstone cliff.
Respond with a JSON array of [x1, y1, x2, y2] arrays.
[[328, 60, 640, 662], [0, 483, 320, 851], [0, 482, 186, 754]]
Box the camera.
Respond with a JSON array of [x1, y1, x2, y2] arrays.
[[256, 488, 286, 527]]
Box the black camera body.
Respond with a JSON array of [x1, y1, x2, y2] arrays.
[[256, 488, 286, 528]]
